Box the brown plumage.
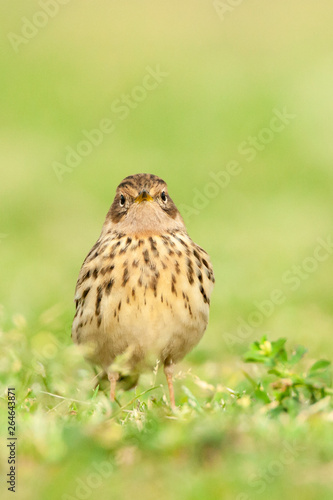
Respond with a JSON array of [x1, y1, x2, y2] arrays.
[[72, 173, 214, 407]]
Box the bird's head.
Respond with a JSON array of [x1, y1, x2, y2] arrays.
[[103, 174, 186, 236]]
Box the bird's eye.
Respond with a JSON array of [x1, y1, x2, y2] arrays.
[[161, 191, 167, 202], [120, 194, 126, 206]]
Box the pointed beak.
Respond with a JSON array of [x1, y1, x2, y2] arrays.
[[134, 190, 154, 203]]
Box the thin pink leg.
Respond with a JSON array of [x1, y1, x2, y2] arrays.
[[164, 364, 176, 408], [108, 372, 119, 402]]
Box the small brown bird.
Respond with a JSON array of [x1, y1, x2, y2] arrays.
[[72, 174, 214, 407]]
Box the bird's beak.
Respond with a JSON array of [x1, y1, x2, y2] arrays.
[[134, 190, 154, 203]]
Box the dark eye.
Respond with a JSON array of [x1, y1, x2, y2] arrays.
[[161, 191, 167, 202], [120, 194, 126, 206]]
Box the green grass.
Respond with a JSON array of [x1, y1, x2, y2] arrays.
[[1, 1, 333, 498], [1, 317, 333, 500]]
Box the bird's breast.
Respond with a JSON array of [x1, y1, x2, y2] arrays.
[[72, 231, 214, 367]]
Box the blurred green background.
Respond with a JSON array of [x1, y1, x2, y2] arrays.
[[1, 1, 333, 499]]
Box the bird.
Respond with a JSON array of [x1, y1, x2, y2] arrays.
[[72, 173, 214, 407]]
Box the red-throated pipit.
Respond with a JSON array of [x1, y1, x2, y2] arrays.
[[72, 174, 214, 407]]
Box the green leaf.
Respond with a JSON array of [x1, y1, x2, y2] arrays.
[[271, 338, 287, 355], [309, 360, 331, 374], [253, 388, 271, 404], [289, 345, 307, 365], [242, 370, 258, 388], [91, 385, 99, 400], [182, 385, 204, 413], [268, 405, 285, 418], [282, 397, 300, 416], [289, 373, 305, 385], [267, 368, 286, 377], [243, 351, 266, 363], [248, 341, 261, 352], [276, 348, 288, 363]]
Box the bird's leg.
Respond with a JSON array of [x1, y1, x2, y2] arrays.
[[108, 371, 119, 402], [164, 363, 176, 409]]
